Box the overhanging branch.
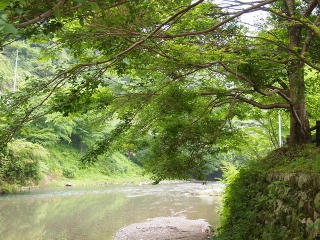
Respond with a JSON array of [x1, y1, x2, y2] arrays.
[[219, 62, 293, 103], [14, 0, 69, 28], [232, 95, 290, 109], [156, 0, 277, 38]]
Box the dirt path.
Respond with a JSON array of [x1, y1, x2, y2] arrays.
[[113, 216, 212, 240]]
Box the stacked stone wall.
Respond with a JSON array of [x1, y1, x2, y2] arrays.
[[261, 173, 320, 240]]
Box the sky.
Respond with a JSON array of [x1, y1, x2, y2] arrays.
[[215, 0, 269, 31]]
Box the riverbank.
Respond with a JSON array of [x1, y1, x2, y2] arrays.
[[44, 173, 152, 187], [41, 179, 225, 196], [2, 175, 151, 194], [0, 142, 149, 193], [217, 144, 320, 239]]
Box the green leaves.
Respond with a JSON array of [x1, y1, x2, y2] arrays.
[[0, 1, 10, 10], [90, 2, 100, 13], [4, 139, 49, 185], [1, 0, 320, 181], [0, 9, 17, 34], [54, 9, 62, 22], [0, 21, 17, 33]]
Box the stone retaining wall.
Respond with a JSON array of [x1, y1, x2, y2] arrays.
[[262, 173, 320, 240]]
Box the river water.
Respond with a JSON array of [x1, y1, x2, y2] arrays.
[[0, 182, 222, 240]]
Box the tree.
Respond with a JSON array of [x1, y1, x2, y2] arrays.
[[44, 0, 320, 146], [1, 0, 320, 180], [238, 0, 320, 145], [0, 0, 92, 43]]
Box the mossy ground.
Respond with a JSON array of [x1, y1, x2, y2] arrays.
[[264, 144, 320, 173]]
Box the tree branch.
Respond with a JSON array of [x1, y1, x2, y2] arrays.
[[219, 62, 293, 103], [302, 14, 320, 55], [154, 0, 277, 39], [231, 95, 290, 109], [210, 91, 244, 142], [14, 0, 69, 28], [302, 0, 318, 18], [265, 6, 320, 40]]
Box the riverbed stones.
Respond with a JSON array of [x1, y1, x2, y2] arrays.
[[113, 217, 212, 240], [65, 182, 75, 186]]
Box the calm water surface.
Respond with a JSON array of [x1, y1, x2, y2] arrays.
[[0, 182, 221, 240]]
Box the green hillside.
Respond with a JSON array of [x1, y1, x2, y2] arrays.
[[0, 41, 149, 193]]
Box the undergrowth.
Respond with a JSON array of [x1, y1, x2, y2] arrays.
[[44, 143, 148, 186], [215, 143, 320, 240], [0, 141, 149, 192]]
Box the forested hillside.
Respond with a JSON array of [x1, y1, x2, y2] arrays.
[[0, 41, 148, 193]]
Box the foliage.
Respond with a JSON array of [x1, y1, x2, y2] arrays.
[[266, 144, 320, 173], [0, 0, 114, 42], [217, 143, 320, 239], [0, 41, 63, 92], [0, 137, 147, 190], [0, 36, 285, 182], [97, 152, 133, 176], [0, 0, 320, 182], [51, 144, 146, 185], [0, 139, 49, 186], [218, 161, 239, 184], [19, 113, 76, 145], [217, 165, 265, 239]]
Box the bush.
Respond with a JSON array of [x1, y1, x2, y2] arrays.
[[1, 139, 49, 186], [217, 162, 266, 239], [62, 166, 78, 179], [97, 152, 129, 176]]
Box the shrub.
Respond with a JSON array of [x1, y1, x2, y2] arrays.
[[1, 139, 49, 186]]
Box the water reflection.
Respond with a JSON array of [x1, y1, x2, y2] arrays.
[[0, 182, 221, 240]]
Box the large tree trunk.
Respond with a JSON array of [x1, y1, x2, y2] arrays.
[[289, 82, 311, 146], [286, 1, 311, 145], [288, 58, 311, 147]]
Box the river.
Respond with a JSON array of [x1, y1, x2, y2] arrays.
[[0, 182, 222, 240]]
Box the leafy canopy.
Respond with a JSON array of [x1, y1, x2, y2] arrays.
[[1, 0, 320, 180]]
